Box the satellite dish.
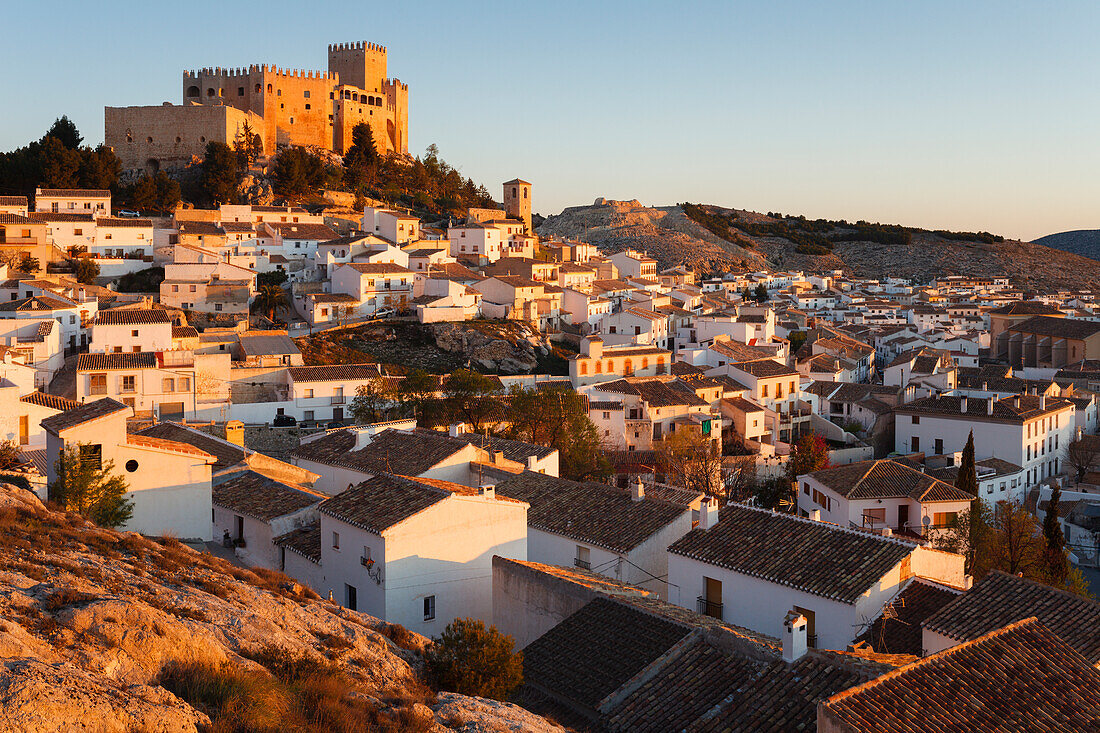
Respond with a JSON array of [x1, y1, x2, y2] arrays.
[[922, 515, 931, 526]]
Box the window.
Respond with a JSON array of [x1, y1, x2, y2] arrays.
[[215, 303, 223, 312], [79, 444, 102, 470], [69, 315, 76, 324], [933, 511, 958, 528], [179, 377, 190, 392], [125, 459, 139, 472], [934, 438, 943, 455], [912, 415, 920, 425], [332, 532, 340, 549], [172, 285, 179, 292], [862, 508, 886, 525], [305, 389, 314, 398], [423, 595, 436, 621], [911, 436, 920, 452], [575, 545, 591, 570], [121, 375, 135, 393], [90, 373, 107, 395], [811, 488, 831, 511], [131, 329, 139, 337], [189, 285, 196, 292], [304, 410, 314, 421], [163, 378, 175, 393], [761, 384, 769, 398]]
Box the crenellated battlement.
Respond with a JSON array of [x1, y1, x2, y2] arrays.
[[328, 41, 386, 54], [185, 65, 336, 80]]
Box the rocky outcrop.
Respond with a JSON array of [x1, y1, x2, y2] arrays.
[[540, 199, 1100, 291], [429, 322, 552, 374], [0, 485, 559, 732], [237, 174, 275, 206]]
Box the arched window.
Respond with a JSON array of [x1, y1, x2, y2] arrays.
[[267, 83, 273, 93], [512, 187, 517, 197], [255, 83, 262, 93], [125, 129, 133, 143], [642, 357, 649, 369], [524, 188, 528, 199], [186, 85, 200, 97], [206, 88, 215, 97], [146, 136, 153, 143], [607, 360, 614, 373], [594, 361, 602, 374], [580, 362, 588, 375]]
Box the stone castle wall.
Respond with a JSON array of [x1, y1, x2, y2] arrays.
[[104, 104, 264, 173], [105, 42, 408, 173]]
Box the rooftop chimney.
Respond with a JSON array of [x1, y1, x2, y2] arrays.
[[987, 397, 994, 416], [809, 508, 821, 522], [632, 479, 645, 502], [782, 610, 808, 663], [477, 484, 496, 499], [960, 397, 968, 413], [225, 420, 245, 447], [493, 450, 505, 465], [699, 496, 719, 530], [449, 423, 464, 437], [1040, 394, 1046, 410]]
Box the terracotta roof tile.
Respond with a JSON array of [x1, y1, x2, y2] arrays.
[[40, 398, 129, 434], [95, 309, 171, 325], [212, 470, 322, 521]]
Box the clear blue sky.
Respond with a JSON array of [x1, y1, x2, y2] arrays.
[[1, 0, 1096, 241]]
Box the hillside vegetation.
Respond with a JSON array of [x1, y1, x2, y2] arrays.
[[539, 200, 1100, 290], [1033, 229, 1100, 262]]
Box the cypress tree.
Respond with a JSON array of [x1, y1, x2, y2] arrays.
[[955, 430, 978, 498], [1042, 485, 1070, 585]]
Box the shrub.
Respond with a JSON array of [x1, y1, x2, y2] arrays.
[[317, 632, 354, 651], [423, 617, 523, 701], [380, 622, 421, 652], [44, 588, 97, 611]]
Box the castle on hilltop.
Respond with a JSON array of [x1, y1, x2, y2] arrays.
[[105, 42, 408, 173]]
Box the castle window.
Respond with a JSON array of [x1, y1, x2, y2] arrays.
[[126, 129, 133, 143], [206, 88, 215, 97], [255, 83, 262, 93], [512, 187, 517, 197], [200, 136, 206, 142], [147, 137, 153, 143], [289, 117, 294, 124], [304, 90, 310, 98], [524, 188, 528, 199], [267, 84, 273, 93], [175, 136, 181, 143], [277, 89, 281, 96], [329, 92, 334, 99], [238, 87, 244, 96], [305, 104, 311, 110], [186, 86, 199, 98]]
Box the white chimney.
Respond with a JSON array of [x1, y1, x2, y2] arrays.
[[493, 450, 505, 465], [987, 397, 994, 416], [449, 423, 464, 437], [699, 496, 719, 530], [960, 397, 968, 413], [527, 455, 538, 470], [782, 610, 808, 663], [809, 508, 821, 522], [477, 484, 495, 499], [632, 479, 645, 502], [1039, 394, 1046, 410]]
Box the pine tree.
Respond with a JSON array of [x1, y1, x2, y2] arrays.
[[49, 444, 132, 528]]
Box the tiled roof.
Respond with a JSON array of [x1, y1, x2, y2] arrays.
[[0, 296, 75, 312], [20, 391, 79, 412], [344, 262, 413, 274], [265, 222, 338, 240], [287, 363, 383, 383], [606, 637, 867, 733], [26, 212, 95, 223], [0, 214, 33, 224], [0, 196, 28, 206], [820, 618, 1100, 733], [125, 434, 216, 460], [1009, 315, 1100, 340], [807, 459, 974, 502], [855, 579, 961, 656], [292, 429, 471, 476], [212, 470, 322, 521], [493, 471, 687, 553], [668, 504, 918, 604], [273, 521, 321, 563], [988, 300, 1064, 315], [922, 570, 1100, 662], [172, 326, 199, 339], [441, 429, 558, 462], [594, 378, 707, 407], [97, 217, 153, 228], [730, 358, 799, 378], [136, 422, 245, 471], [40, 398, 129, 434], [896, 394, 1073, 423], [95, 309, 172, 325], [318, 472, 508, 534], [76, 352, 158, 371], [522, 597, 692, 713], [37, 188, 110, 197], [238, 331, 299, 357]]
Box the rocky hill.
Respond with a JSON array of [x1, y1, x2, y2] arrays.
[[538, 199, 1100, 291], [0, 485, 560, 732], [1033, 229, 1100, 262]]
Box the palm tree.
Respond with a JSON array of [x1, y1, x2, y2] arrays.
[[255, 284, 287, 322]]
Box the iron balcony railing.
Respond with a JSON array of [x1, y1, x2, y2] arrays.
[[573, 557, 591, 570], [697, 596, 723, 619]]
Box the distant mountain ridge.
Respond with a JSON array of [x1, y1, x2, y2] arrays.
[[537, 200, 1100, 292], [1032, 229, 1100, 262]]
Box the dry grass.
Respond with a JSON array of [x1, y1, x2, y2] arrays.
[[43, 588, 97, 611], [316, 632, 354, 651], [379, 622, 421, 652], [162, 646, 434, 733]]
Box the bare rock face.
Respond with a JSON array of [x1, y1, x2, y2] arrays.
[[432, 692, 567, 732], [0, 483, 555, 731], [429, 321, 550, 374], [237, 174, 275, 206]]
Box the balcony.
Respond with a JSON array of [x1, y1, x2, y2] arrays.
[[696, 596, 723, 619], [573, 557, 591, 570], [330, 396, 346, 405], [360, 556, 374, 568]]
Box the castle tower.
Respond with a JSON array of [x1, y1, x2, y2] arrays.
[[503, 178, 532, 233], [327, 41, 387, 92]]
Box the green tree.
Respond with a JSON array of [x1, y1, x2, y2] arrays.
[[70, 257, 100, 284], [349, 380, 391, 424], [37, 135, 82, 189], [129, 174, 159, 212], [78, 145, 122, 190], [343, 122, 380, 193], [1041, 485, 1070, 586], [271, 146, 327, 196], [233, 120, 262, 170], [424, 618, 523, 701], [254, 284, 286, 321], [396, 368, 439, 421], [955, 431, 978, 497], [755, 476, 796, 512], [257, 270, 288, 288], [44, 116, 82, 149], [152, 171, 181, 212], [656, 429, 723, 497], [200, 142, 238, 205], [0, 440, 23, 470], [443, 369, 501, 433], [936, 498, 994, 576], [49, 444, 133, 528], [753, 283, 768, 302], [504, 386, 611, 482], [17, 255, 40, 273]]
